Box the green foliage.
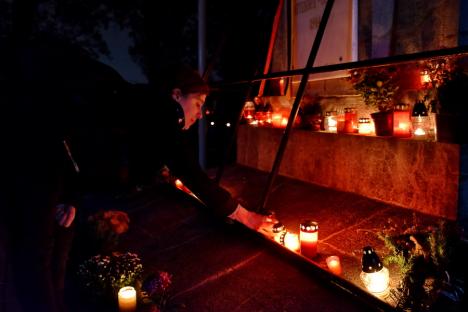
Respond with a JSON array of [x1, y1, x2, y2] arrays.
[[378, 216, 464, 311], [77, 252, 143, 300], [348, 66, 399, 112]]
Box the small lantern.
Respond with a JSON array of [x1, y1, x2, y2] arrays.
[[118, 286, 137, 312], [411, 101, 430, 139], [284, 232, 300, 252], [272, 222, 287, 245], [358, 117, 373, 135], [360, 246, 389, 295], [299, 220, 318, 259], [324, 111, 338, 132], [393, 103, 411, 138]]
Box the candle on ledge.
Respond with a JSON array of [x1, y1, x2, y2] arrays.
[[393, 104, 411, 138], [420, 70, 431, 85], [272, 222, 287, 245], [358, 117, 373, 135], [271, 113, 283, 128], [326, 256, 342, 275], [300, 220, 318, 259], [360, 246, 389, 296], [118, 286, 137, 312], [284, 232, 300, 252]]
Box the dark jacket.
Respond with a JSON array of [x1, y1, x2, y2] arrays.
[[127, 88, 238, 217]]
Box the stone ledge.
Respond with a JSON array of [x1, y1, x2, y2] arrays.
[[237, 125, 460, 219]]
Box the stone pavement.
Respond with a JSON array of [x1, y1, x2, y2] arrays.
[[1, 164, 456, 311]]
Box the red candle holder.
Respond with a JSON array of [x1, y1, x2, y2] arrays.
[[300, 220, 318, 259], [393, 104, 411, 138]]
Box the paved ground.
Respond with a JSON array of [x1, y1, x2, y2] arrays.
[[1, 164, 457, 311]]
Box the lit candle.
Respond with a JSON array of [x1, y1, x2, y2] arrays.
[[326, 256, 342, 275], [280, 117, 288, 128], [118, 286, 137, 312], [393, 104, 411, 138], [271, 113, 283, 128], [358, 118, 373, 135], [284, 232, 300, 252], [420, 71, 431, 85], [272, 222, 287, 245], [175, 179, 184, 190], [279, 78, 286, 95], [299, 220, 318, 259], [360, 246, 389, 296]]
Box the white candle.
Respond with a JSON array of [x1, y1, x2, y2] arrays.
[[118, 286, 137, 312]]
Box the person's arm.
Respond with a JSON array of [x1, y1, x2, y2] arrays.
[[165, 129, 277, 233]]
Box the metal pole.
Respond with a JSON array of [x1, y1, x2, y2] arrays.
[[258, 0, 336, 213], [198, 0, 207, 170]]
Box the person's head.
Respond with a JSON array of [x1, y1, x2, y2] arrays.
[[163, 64, 210, 130]]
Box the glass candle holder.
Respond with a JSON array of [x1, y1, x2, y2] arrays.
[[344, 107, 358, 133], [360, 246, 389, 296], [324, 111, 338, 132], [358, 117, 373, 135], [393, 103, 411, 138], [299, 220, 318, 259]]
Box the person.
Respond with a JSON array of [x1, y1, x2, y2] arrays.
[[0, 33, 127, 312], [126, 64, 277, 234]]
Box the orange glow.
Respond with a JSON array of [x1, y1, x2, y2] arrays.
[[175, 179, 184, 190], [420, 72, 431, 85], [393, 110, 411, 138], [281, 117, 288, 127], [284, 232, 300, 252], [414, 127, 426, 136], [326, 256, 342, 275], [118, 286, 137, 312], [271, 113, 283, 128], [300, 231, 318, 259]]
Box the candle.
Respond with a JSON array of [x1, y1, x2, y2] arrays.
[[279, 78, 286, 95], [300, 220, 318, 259], [344, 108, 358, 133], [326, 256, 342, 275], [272, 222, 287, 245], [360, 246, 389, 296], [118, 286, 137, 312], [393, 104, 411, 138], [271, 113, 283, 128], [280, 117, 288, 128], [358, 117, 373, 135], [324, 111, 338, 132], [420, 71, 431, 85], [284, 232, 300, 252]]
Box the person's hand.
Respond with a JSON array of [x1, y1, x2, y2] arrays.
[[55, 204, 76, 228], [228, 204, 278, 238]]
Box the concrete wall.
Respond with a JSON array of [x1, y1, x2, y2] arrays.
[[237, 125, 460, 219]]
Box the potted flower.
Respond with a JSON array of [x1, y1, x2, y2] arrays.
[[420, 56, 468, 143], [348, 66, 399, 136]]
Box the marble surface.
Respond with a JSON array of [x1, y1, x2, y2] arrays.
[[237, 125, 460, 219]]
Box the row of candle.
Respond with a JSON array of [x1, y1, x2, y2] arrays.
[[272, 221, 389, 296], [272, 220, 342, 275]]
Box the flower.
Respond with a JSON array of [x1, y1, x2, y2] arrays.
[[77, 252, 143, 299], [86, 210, 130, 252], [348, 66, 399, 112], [142, 271, 172, 297], [103, 210, 130, 234], [141, 271, 173, 310]]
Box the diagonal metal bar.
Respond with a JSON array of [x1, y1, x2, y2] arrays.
[[258, 0, 336, 213]]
